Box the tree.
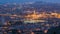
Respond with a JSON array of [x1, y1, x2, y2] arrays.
[[47, 26, 60, 34]]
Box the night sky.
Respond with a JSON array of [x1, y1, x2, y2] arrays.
[[0, 0, 60, 4]]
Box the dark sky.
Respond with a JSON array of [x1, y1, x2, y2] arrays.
[[0, 0, 60, 4]]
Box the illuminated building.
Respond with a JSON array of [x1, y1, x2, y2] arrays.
[[23, 10, 47, 23]]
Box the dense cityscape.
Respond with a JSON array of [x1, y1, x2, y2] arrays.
[[0, 1, 60, 34]]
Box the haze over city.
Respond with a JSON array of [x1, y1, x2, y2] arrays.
[[0, 0, 60, 4]]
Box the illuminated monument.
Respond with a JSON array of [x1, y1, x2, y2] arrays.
[[23, 10, 47, 23]]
